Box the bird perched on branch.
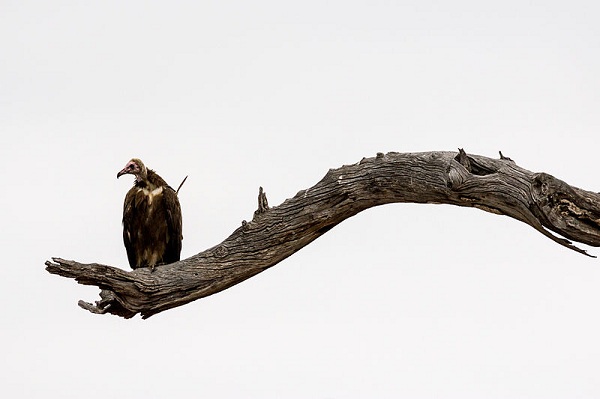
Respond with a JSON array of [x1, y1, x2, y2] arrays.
[[117, 158, 183, 271]]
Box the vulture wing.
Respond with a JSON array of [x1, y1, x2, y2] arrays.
[[122, 187, 143, 268], [162, 185, 183, 264]]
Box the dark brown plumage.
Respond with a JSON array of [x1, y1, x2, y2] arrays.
[[117, 158, 183, 270]]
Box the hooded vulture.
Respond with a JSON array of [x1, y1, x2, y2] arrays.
[[117, 158, 183, 270]]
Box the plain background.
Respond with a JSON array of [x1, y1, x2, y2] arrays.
[[2, 1, 599, 398]]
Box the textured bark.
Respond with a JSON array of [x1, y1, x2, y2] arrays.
[[46, 150, 600, 319]]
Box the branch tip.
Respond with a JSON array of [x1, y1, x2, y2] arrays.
[[78, 299, 111, 314]]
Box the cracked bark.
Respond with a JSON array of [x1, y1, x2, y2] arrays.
[[45, 150, 600, 319]]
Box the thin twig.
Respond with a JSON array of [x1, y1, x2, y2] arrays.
[[176, 175, 188, 195]]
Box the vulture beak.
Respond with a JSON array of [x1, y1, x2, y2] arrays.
[[117, 168, 128, 179]]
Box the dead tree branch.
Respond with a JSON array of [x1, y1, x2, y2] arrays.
[[45, 150, 600, 319]]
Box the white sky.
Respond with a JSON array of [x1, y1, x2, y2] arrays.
[[2, 1, 599, 398]]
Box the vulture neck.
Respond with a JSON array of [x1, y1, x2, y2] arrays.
[[135, 169, 167, 190]]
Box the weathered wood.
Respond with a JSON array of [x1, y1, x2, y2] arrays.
[[45, 150, 600, 319]]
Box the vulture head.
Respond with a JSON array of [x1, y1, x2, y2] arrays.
[[117, 158, 148, 183]]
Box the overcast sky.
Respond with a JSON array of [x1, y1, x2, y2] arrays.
[[2, 1, 599, 398]]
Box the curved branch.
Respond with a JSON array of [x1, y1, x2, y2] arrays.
[[45, 150, 600, 318]]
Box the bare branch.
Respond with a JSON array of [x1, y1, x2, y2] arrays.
[[45, 150, 600, 319]]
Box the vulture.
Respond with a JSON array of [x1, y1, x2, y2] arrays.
[[117, 158, 183, 270]]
